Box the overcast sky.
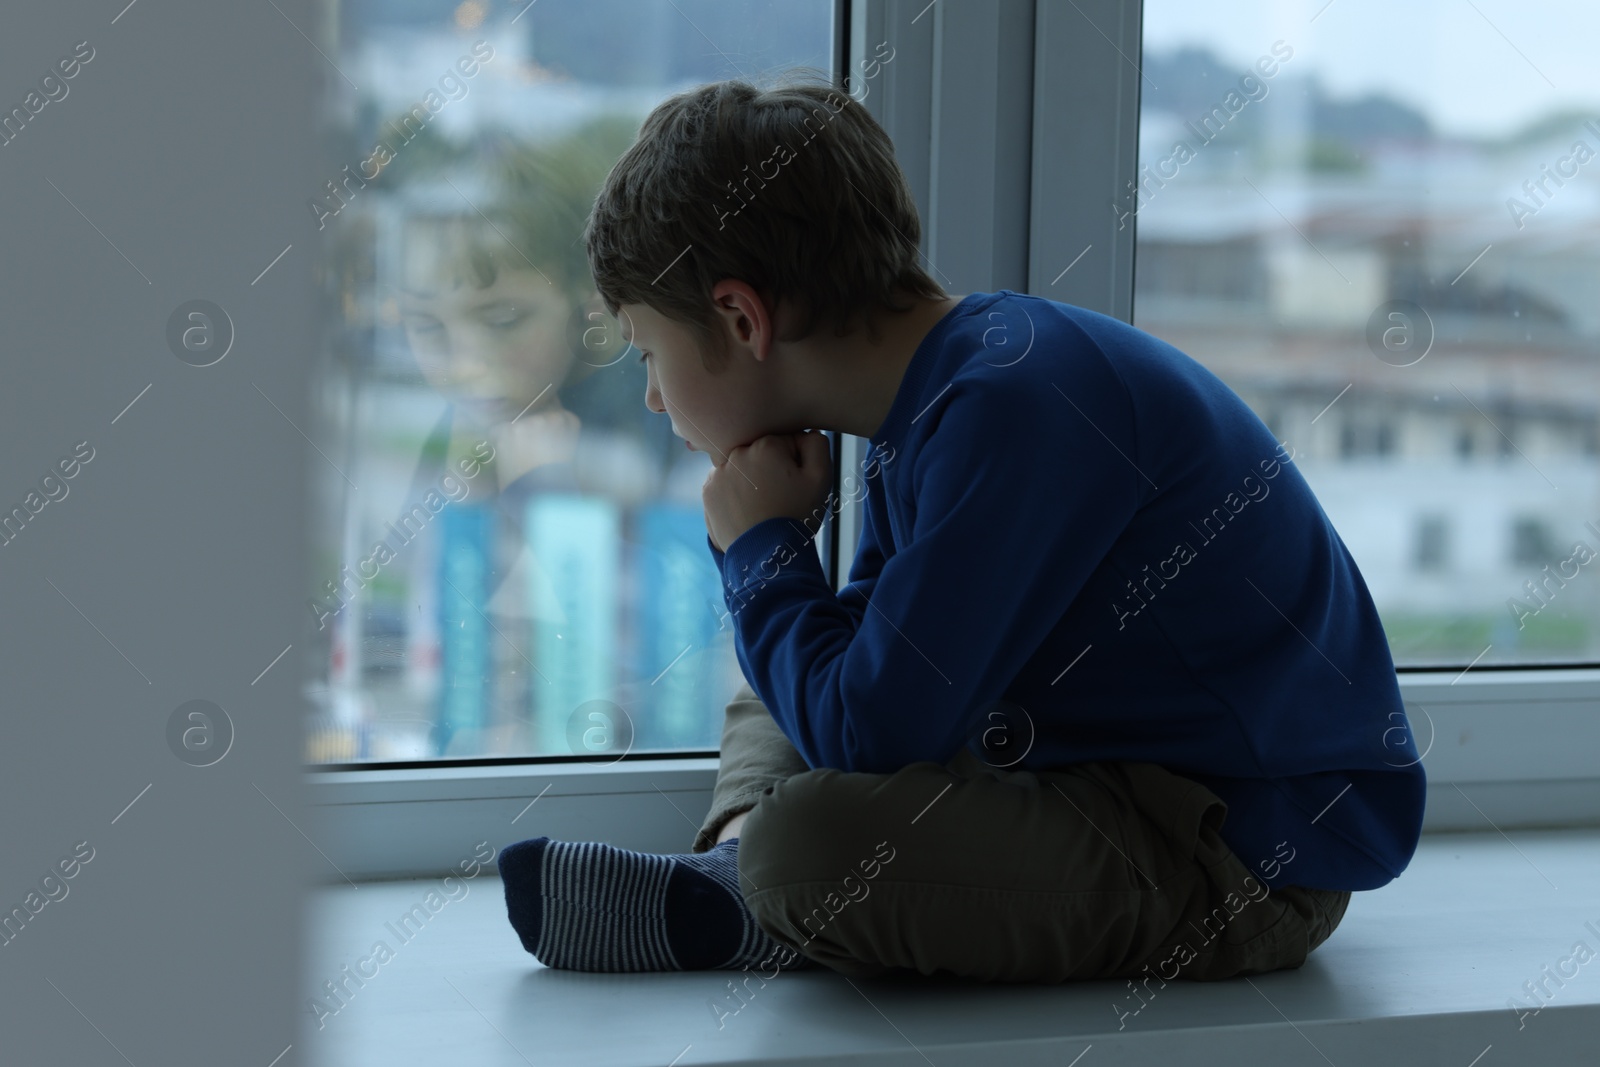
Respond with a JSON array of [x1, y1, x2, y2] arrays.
[[1143, 0, 1600, 139]]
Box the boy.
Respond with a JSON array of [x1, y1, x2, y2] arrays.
[[498, 71, 1426, 984]]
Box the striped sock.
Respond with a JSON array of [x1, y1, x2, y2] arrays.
[[498, 836, 820, 973]]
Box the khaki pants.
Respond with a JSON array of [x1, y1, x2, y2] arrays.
[[691, 682, 1350, 984]]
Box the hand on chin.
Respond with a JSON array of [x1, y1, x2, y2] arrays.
[[701, 429, 833, 553]]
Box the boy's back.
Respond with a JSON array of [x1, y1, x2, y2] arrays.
[[710, 288, 1426, 894]]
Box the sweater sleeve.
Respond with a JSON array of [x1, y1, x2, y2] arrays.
[[706, 461, 891, 632], [712, 377, 1144, 773], [832, 481, 891, 629]]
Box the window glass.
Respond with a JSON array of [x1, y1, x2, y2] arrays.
[[1136, 0, 1600, 667], [306, 0, 834, 763]]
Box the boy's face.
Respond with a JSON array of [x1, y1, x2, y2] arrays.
[[398, 265, 579, 427], [620, 300, 777, 468]]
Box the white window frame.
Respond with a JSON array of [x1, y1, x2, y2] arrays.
[[306, 0, 1600, 881]]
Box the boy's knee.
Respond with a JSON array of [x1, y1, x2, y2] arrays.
[[740, 762, 935, 894], [739, 768, 863, 889]]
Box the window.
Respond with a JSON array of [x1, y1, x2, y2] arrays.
[[1338, 415, 1398, 459], [1415, 514, 1449, 572], [304, 0, 1600, 879], [305, 0, 836, 765], [1510, 516, 1560, 567], [1134, 0, 1600, 668]]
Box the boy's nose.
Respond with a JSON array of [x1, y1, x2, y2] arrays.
[[442, 340, 498, 388]]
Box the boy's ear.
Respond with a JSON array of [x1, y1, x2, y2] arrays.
[[712, 281, 780, 360]]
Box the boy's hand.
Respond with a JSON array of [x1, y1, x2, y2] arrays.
[[488, 406, 581, 492], [703, 430, 833, 553]]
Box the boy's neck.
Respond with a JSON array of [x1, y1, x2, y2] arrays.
[[790, 292, 967, 442]]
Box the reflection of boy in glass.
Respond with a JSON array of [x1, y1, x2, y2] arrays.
[[399, 215, 594, 494], [394, 211, 678, 500], [394, 124, 676, 497], [386, 177, 679, 757]]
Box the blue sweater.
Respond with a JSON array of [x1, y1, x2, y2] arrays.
[[707, 290, 1426, 892]]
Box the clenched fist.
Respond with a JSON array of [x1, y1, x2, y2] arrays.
[[488, 405, 581, 492], [703, 429, 834, 553]]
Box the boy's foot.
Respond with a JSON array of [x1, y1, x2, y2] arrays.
[[498, 836, 820, 973]]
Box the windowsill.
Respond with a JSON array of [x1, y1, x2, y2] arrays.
[[301, 827, 1600, 1066], [304, 668, 1600, 881]]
